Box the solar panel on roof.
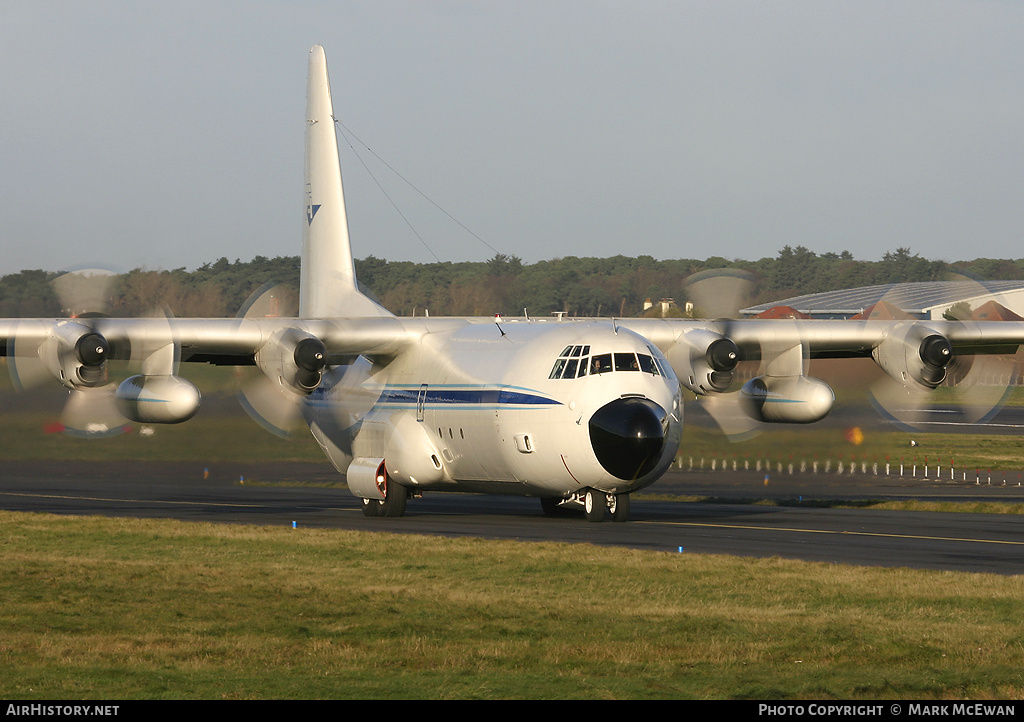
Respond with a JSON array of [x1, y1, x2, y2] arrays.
[[741, 281, 1024, 317]]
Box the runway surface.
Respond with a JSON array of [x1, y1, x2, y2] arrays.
[[2, 459, 1024, 575]]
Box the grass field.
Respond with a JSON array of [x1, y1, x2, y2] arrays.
[[2, 511, 1024, 700]]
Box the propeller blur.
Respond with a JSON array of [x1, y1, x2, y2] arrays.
[[4, 46, 1024, 522]]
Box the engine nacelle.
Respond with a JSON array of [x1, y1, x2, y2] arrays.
[[872, 324, 952, 390], [115, 374, 201, 424], [254, 329, 327, 394], [670, 329, 740, 395], [739, 375, 834, 423], [38, 321, 109, 390]]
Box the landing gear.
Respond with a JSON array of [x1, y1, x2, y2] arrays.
[[583, 488, 631, 523], [609, 493, 630, 523], [584, 488, 605, 522], [361, 477, 408, 518]]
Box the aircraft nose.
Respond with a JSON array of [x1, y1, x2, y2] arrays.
[[589, 397, 667, 480]]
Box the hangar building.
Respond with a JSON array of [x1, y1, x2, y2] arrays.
[[741, 281, 1024, 321]]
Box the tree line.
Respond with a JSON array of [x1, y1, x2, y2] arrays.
[[2, 247, 1023, 319]]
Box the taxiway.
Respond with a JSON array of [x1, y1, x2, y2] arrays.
[[2, 459, 1023, 575]]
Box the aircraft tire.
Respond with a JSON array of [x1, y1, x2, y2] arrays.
[[584, 488, 606, 523], [379, 481, 408, 517], [361, 497, 380, 518], [609, 493, 630, 523], [361, 482, 407, 518]]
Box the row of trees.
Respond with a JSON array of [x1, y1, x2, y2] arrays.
[[2, 247, 1023, 319]]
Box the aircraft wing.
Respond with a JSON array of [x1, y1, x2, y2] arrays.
[[619, 316, 1024, 431], [0, 313, 449, 436], [0, 316, 421, 365], [5, 313, 1022, 386], [621, 317, 1024, 361]]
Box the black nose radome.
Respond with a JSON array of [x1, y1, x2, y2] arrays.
[[589, 397, 667, 480]]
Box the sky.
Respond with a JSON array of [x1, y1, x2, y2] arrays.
[[1, 1, 1022, 276]]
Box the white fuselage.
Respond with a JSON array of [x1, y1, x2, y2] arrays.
[[305, 319, 683, 498]]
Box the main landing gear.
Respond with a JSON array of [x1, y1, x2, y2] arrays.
[[361, 478, 408, 518], [542, 488, 631, 523]]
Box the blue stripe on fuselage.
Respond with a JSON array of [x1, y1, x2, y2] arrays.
[[378, 385, 560, 409]]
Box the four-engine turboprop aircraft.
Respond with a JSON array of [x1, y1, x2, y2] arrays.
[[3, 46, 1024, 522]]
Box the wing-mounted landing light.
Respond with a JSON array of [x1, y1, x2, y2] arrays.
[[236, 283, 327, 438]]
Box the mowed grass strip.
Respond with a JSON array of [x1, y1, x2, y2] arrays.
[[2, 511, 1024, 699]]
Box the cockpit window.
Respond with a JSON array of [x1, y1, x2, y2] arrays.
[[548, 358, 568, 379], [550, 346, 592, 379], [552, 346, 665, 379], [590, 353, 612, 374], [614, 352, 639, 372], [637, 353, 658, 375], [647, 344, 676, 381]]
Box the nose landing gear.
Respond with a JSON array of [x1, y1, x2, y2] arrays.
[[542, 488, 630, 522]]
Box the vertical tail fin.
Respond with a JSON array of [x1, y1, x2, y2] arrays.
[[300, 45, 392, 319]]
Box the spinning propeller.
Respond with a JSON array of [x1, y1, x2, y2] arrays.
[[8, 270, 129, 436], [679, 268, 765, 440], [863, 275, 1020, 431], [7, 270, 201, 436], [235, 283, 327, 438]]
